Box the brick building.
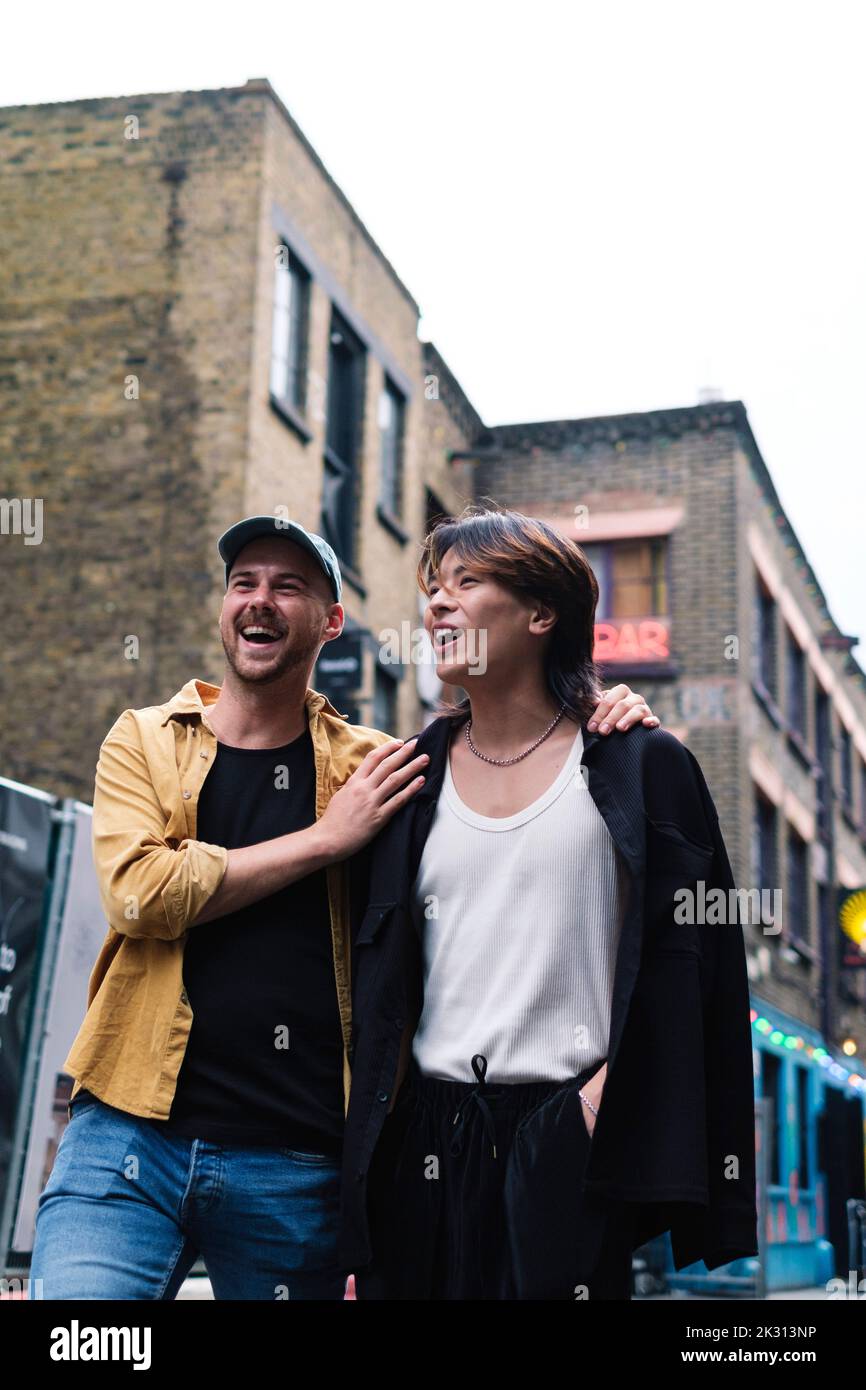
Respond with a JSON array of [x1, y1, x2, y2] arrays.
[[0, 78, 474, 800]]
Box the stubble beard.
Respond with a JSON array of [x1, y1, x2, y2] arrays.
[[221, 626, 318, 687]]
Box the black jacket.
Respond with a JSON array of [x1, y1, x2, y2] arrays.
[[339, 715, 759, 1274]]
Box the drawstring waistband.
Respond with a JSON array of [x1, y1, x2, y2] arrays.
[[412, 1053, 607, 1162], [450, 1054, 502, 1159]]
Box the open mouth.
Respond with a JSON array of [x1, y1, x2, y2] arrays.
[[239, 625, 284, 647], [433, 627, 464, 651]]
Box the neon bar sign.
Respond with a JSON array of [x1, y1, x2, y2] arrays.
[[593, 619, 670, 663]]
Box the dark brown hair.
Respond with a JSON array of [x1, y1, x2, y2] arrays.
[[417, 503, 603, 726]]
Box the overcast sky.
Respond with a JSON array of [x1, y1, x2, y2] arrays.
[[5, 1, 864, 666]]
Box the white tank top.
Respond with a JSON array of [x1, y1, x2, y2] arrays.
[[411, 725, 628, 1082]]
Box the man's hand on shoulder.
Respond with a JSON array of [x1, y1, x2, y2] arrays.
[[587, 683, 661, 735], [315, 738, 430, 860]]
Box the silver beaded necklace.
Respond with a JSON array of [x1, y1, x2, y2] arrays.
[[463, 702, 568, 766]]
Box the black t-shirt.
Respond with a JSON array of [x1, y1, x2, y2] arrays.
[[75, 725, 345, 1154]]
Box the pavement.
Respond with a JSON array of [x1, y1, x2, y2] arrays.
[[645, 1287, 831, 1301], [175, 1275, 834, 1301]]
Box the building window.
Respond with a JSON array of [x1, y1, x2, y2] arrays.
[[584, 538, 671, 667], [760, 1050, 782, 1186], [815, 686, 832, 837], [752, 791, 778, 926], [753, 573, 777, 700], [321, 309, 366, 572], [269, 245, 311, 411], [785, 827, 810, 948], [795, 1065, 810, 1189], [378, 377, 406, 519], [582, 538, 668, 619], [425, 487, 448, 534], [839, 724, 853, 810], [373, 663, 398, 734], [785, 628, 806, 738]]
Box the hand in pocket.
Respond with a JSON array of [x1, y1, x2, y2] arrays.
[[578, 1062, 607, 1140]]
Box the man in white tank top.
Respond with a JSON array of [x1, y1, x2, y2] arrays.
[[352, 507, 674, 1301]]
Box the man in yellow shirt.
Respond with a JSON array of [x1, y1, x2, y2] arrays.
[[29, 515, 659, 1300]]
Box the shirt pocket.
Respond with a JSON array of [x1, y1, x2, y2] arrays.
[[352, 903, 398, 1022], [647, 818, 715, 863], [645, 819, 715, 958], [355, 902, 397, 946]]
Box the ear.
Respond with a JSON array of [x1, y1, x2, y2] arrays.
[[528, 600, 557, 637], [321, 603, 345, 643]]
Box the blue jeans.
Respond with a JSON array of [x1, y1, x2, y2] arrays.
[[29, 1095, 348, 1300]]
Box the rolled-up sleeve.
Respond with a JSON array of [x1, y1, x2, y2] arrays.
[[92, 710, 228, 940]]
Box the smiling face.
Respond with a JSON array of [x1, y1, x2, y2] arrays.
[[423, 545, 555, 686], [219, 536, 342, 686]]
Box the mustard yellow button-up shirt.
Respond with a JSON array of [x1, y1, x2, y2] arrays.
[[64, 678, 393, 1123]]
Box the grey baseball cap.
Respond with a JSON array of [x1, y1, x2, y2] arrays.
[[218, 516, 342, 603]]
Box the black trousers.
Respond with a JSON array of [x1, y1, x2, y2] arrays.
[[355, 1054, 636, 1301]]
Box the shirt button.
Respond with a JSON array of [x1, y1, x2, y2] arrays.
[[394, 1017, 405, 1030], [200, 751, 207, 758], [183, 790, 191, 799], [376, 1091, 389, 1104]]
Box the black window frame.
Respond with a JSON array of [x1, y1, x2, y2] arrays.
[[377, 375, 406, 526], [320, 308, 367, 580], [753, 789, 779, 929], [373, 660, 399, 735], [785, 626, 807, 739], [268, 243, 311, 416], [760, 1050, 783, 1186], [581, 537, 670, 621], [815, 685, 832, 837], [784, 825, 810, 951], [839, 723, 853, 811], [753, 572, 778, 703], [795, 1064, 810, 1189]]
